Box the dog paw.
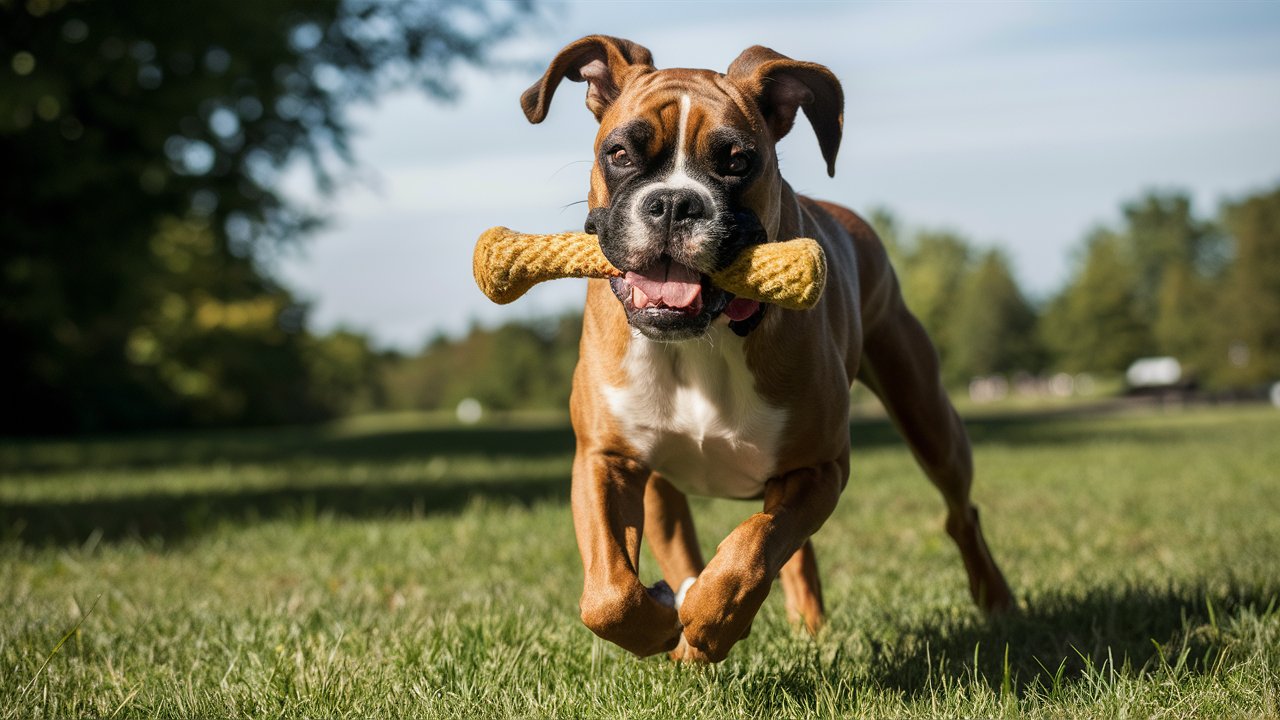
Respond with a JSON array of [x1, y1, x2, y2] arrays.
[[668, 634, 713, 663]]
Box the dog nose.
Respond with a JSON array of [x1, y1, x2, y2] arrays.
[[642, 189, 705, 230]]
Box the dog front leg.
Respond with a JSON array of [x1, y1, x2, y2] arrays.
[[572, 449, 683, 657], [674, 460, 844, 662]]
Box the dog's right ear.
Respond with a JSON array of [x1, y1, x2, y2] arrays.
[[521, 35, 655, 123]]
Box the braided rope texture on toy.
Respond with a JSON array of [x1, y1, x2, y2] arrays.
[[474, 227, 826, 310]]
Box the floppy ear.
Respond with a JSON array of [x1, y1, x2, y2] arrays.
[[521, 35, 655, 123], [727, 46, 844, 177]]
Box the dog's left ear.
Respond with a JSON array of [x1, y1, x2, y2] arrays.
[[727, 46, 844, 177]]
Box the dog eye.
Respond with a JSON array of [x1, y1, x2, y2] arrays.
[[608, 147, 633, 167], [722, 151, 751, 176]]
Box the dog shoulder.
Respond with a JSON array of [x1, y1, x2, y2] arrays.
[[803, 197, 901, 333]]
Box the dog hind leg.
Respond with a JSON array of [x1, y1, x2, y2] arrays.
[[643, 473, 705, 600], [857, 303, 1015, 614], [779, 539, 825, 634]]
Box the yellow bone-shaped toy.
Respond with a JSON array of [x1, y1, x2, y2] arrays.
[[473, 227, 827, 310]]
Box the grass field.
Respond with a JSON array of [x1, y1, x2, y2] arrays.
[[3, 404, 1279, 718]]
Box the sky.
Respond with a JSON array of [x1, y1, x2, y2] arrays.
[[275, 0, 1280, 351]]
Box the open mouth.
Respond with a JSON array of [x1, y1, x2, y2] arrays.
[[624, 258, 705, 315], [611, 257, 762, 339]]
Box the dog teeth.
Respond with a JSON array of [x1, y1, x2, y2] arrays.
[[632, 284, 651, 309]]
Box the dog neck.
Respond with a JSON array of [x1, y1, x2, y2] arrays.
[[771, 179, 806, 245]]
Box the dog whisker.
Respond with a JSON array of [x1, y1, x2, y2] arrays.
[[550, 159, 594, 179]]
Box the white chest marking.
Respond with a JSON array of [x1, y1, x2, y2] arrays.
[[603, 327, 788, 499]]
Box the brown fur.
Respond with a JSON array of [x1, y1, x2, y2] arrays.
[[524, 36, 1014, 662]]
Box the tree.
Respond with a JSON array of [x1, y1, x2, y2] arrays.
[[1122, 194, 1214, 317], [1210, 185, 1280, 386], [944, 249, 1040, 383], [1120, 192, 1223, 371], [1040, 190, 1222, 378], [1041, 230, 1150, 374], [1, 0, 534, 433], [1152, 260, 1215, 376], [896, 230, 973, 369]]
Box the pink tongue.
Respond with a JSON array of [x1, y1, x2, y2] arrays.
[[725, 298, 760, 321], [624, 261, 702, 309]]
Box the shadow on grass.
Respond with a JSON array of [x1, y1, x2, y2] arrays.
[[1, 425, 579, 475], [869, 582, 1278, 697], [748, 582, 1277, 708], [1, 473, 570, 547], [6, 400, 1236, 477]]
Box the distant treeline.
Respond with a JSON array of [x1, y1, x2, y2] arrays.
[[369, 185, 1279, 415], [873, 184, 1280, 389]]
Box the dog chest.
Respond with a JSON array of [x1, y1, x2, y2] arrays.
[[602, 327, 787, 499]]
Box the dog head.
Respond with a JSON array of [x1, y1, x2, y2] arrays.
[[522, 35, 843, 341]]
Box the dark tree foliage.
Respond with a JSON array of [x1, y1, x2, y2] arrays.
[[1, 0, 533, 433]]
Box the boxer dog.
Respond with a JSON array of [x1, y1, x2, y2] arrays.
[[521, 35, 1014, 662]]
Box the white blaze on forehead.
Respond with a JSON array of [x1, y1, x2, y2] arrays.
[[625, 93, 718, 233], [674, 94, 691, 169], [665, 94, 713, 197]]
